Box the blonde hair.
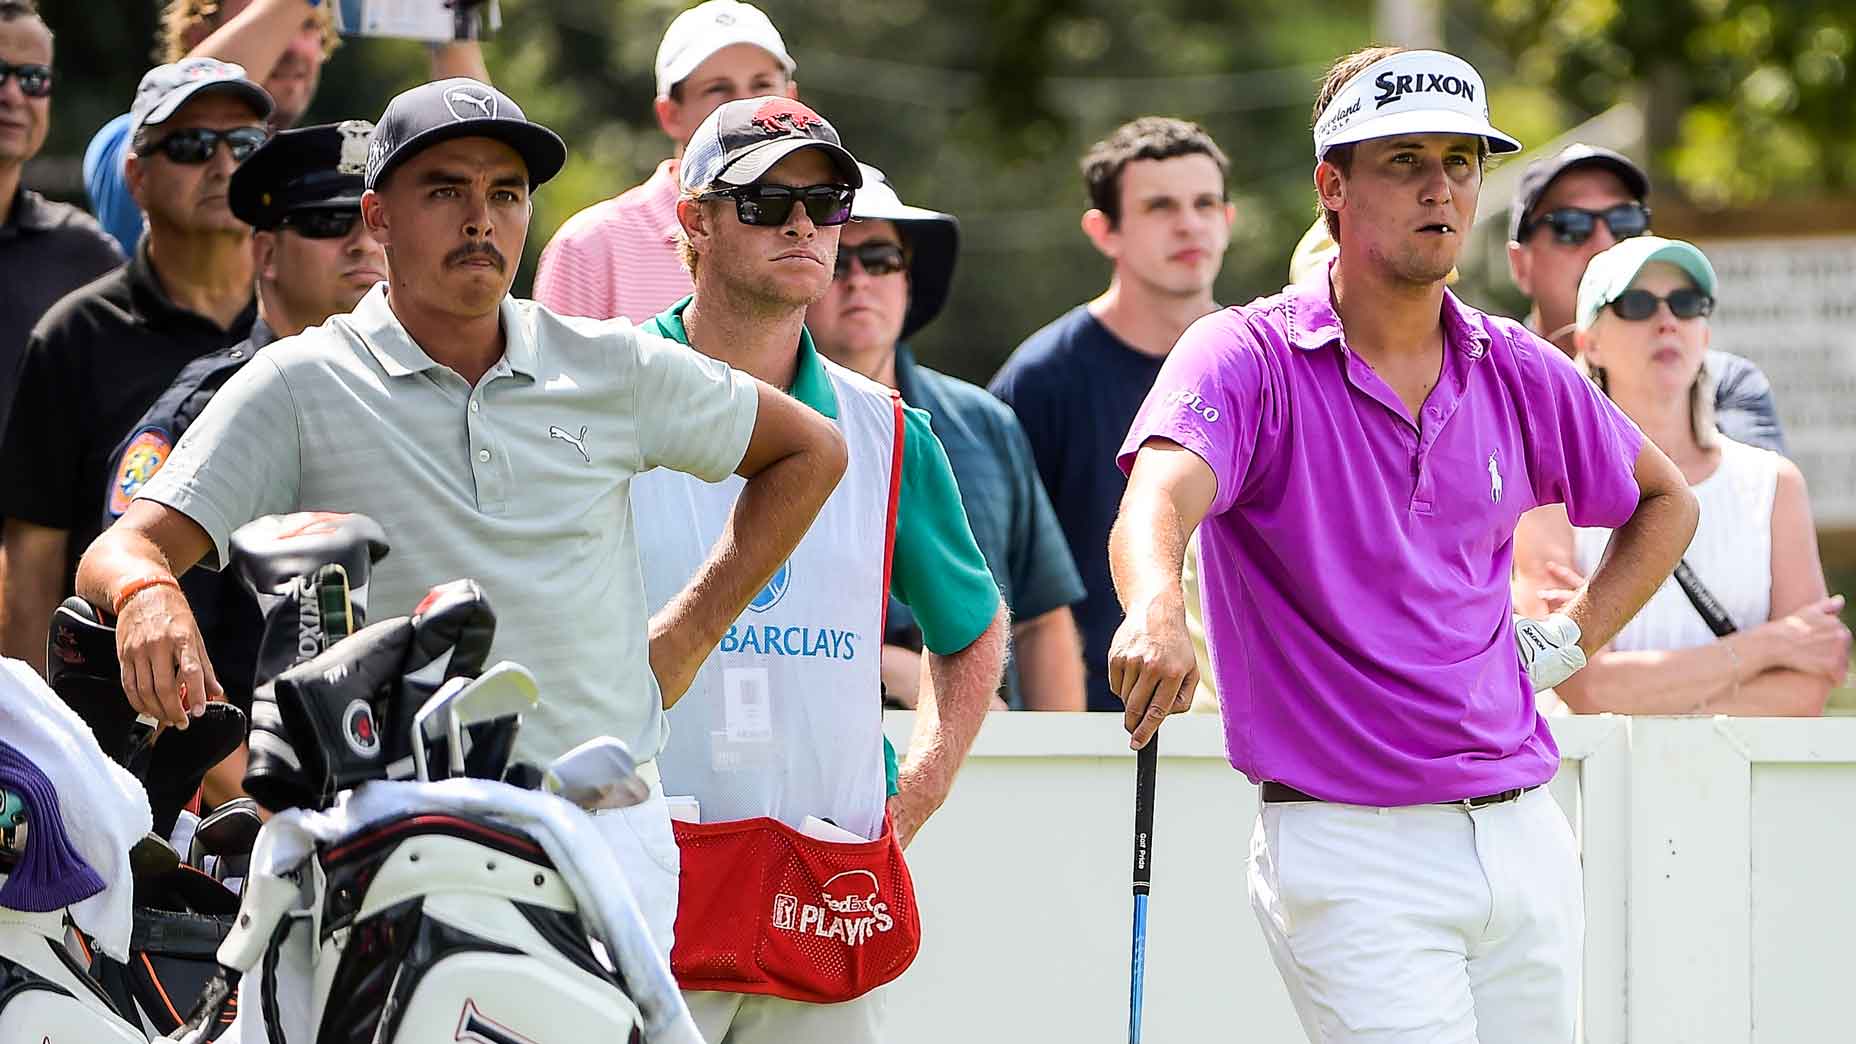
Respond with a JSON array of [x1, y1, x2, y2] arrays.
[[675, 188, 704, 275], [1583, 354, 1719, 450], [159, 0, 339, 64]]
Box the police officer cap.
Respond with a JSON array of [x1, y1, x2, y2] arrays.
[[230, 121, 375, 231]]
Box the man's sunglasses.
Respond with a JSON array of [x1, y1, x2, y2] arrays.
[[834, 241, 906, 279], [278, 207, 362, 239], [144, 126, 269, 165], [700, 184, 855, 227], [0, 59, 52, 98], [1606, 287, 1714, 322], [1523, 202, 1651, 246]]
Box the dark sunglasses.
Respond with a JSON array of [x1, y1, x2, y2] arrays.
[[833, 241, 907, 279], [700, 183, 855, 228], [145, 125, 269, 165], [0, 59, 52, 98], [1606, 287, 1714, 322], [1523, 202, 1651, 246], [278, 208, 361, 239]]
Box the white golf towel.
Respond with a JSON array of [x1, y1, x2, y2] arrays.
[[0, 657, 153, 960]]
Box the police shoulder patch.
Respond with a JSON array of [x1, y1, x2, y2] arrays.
[[108, 426, 173, 518]]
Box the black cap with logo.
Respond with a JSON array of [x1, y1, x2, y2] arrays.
[[1509, 144, 1650, 242], [364, 78, 566, 191], [230, 121, 374, 230]]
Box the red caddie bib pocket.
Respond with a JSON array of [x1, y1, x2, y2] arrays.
[[670, 812, 921, 1003]]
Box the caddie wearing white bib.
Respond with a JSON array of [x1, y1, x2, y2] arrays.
[[633, 97, 1007, 1044]]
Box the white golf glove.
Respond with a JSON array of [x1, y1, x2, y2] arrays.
[[1514, 613, 1586, 692]]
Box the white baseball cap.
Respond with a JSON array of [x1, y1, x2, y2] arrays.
[[654, 1, 796, 99], [1312, 49, 1520, 160]]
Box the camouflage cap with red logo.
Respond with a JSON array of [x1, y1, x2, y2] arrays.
[[679, 96, 863, 192]]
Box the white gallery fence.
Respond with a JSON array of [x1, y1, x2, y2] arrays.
[[878, 711, 1856, 1043]]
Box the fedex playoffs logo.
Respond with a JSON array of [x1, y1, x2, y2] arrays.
[[772, 870, 896, 946], [1166, 387, 1220, 423]]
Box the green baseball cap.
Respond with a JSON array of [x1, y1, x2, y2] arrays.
[[1576, 236, 1717, 331]]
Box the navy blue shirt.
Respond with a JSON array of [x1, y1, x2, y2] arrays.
[[887, 344, 1084, 708], [989, 306, 1165, 711], [100, 320, 274, 712]]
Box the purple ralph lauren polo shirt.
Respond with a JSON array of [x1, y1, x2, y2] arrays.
[[1118, 272, 1644, 806]]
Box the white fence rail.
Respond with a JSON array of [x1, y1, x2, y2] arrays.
[[878, 712, 1856, 1043]]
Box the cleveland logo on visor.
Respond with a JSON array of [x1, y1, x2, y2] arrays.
[[750, 98, 824, 135]]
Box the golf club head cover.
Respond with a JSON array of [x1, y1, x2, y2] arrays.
[[45, 597, 146, 765], [245, 616, 413, 813], [388, 579, 498, 766], [229, 512, 390, 688], [140, 702, 247, 836]]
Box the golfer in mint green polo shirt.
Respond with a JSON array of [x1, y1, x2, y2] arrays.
[[631, 97, 1006, 1044]]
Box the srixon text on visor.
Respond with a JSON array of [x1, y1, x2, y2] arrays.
[[1373, 71, 1475, 109]]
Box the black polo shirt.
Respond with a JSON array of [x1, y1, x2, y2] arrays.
[[0, 187, 123, 434], [0, 237, 254, 596]]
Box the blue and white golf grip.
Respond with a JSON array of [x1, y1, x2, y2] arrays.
[[1130, 736, 1158, 1044]]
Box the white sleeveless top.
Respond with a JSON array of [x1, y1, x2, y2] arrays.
[[633, 358, 899, 839], [1573, 437, 1780, 653]]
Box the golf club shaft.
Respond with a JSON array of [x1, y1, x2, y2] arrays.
[[1130, 735, 1158, 1044]]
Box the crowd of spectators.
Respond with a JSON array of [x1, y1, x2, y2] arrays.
[[0, 0, 1847, 743]]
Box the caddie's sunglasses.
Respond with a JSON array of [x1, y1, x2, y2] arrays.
[[0, 59, 52, 98], [1523, 202, 1651, 246], [700, 184, 855, 227], [1606, 287, 1714, 322], [279, 208, 362, 239], [145, 126, 269, 165], [834, 241, 906, 279]]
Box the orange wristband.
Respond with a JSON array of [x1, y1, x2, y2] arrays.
[[113, 574, 181, 615]]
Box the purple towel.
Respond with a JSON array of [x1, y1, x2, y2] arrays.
[[0, 738, 106, 911]]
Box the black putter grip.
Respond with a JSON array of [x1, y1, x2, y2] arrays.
[[1132, 736, 1158, 895]]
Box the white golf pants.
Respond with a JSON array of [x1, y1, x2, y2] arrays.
[[1247, 786, 1582, 1043], [588, 778, 680, 961]]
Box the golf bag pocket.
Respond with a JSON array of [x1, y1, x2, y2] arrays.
[[309, 816, 644, 1043], [0, 981, 145, 1044], [671, 813, 920, 1003]]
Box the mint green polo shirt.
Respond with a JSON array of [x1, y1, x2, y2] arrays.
[[643, 298, 1002, 792]]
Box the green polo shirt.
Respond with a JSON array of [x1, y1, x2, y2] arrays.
[[644, 298, 1003, 792]]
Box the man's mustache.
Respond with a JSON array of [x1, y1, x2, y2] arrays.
[[445, 242, 507, 272]]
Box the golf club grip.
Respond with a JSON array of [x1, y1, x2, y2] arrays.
[[1132, 735, 1157, 894]]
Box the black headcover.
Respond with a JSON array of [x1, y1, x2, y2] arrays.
[[388, 579, 497, 767], [245, 616, 414, 813], [45, 598, 248, 835], [229, 512, 390, 689]]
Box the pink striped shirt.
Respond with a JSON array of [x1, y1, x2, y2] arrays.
[[533, 159, 693, 323]]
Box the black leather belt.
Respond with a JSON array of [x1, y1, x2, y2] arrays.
[[1260, 781, 1539, 808]]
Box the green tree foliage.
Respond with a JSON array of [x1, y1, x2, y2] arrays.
[[36, 1, 1852, 383]]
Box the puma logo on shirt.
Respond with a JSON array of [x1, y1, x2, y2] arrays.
[[549, 424, 590, 462]]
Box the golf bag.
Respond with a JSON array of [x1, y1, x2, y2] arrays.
[[45, 597, 250, 1039], [0, 882, 144, 1043], [174, 514, 692, 1043]]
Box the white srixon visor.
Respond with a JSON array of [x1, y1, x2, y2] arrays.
[[1312, 49, 1522, 160]]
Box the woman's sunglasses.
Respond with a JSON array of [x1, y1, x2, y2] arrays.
[[833, 241, 907, 279], [1606, 287, 1714, 322], [700, 184, 855, 227], [278, 208, 362, 239], [0, 59, 52, 98], [1524, 202, 1651, 246], [144, 126, 269, 165]]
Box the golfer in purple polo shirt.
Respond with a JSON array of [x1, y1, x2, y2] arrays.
[[1108, 46, 1699, 1042]]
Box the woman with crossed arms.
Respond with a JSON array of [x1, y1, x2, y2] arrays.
[[1514, 236, 1850, 715]]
